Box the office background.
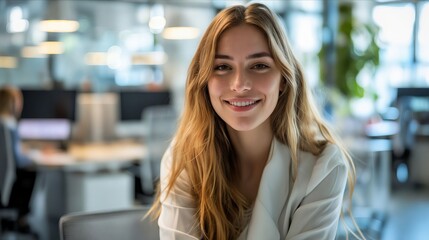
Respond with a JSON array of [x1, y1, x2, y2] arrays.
[[1, 0, 429, 240]]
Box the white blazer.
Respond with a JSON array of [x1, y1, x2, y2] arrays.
[[158, 138, 347, 240]]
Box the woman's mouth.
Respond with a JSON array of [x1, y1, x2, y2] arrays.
[[224, 99, 261, 111], [227, 100, 259, 106]]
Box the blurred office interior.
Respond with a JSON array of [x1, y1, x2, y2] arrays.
[[0, 0, 428, 239]]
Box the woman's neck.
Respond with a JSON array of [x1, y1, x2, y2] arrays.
[[227, 120, 274, 203], [227, 120, 273, 168]]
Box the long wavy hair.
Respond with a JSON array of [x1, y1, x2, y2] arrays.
[[149, 3, 360, 240]]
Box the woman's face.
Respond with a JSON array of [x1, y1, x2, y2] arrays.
[[208, 24, 283, 132]]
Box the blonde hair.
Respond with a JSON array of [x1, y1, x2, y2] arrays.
[[150, 3, 361, 239]]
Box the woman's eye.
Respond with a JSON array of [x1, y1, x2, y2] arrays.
[[214, 64, 231, 71], [252, 64, 269, 70]]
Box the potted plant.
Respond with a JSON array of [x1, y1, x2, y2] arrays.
[[319, 2, 380, 116]]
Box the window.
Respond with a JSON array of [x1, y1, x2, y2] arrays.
[[373, 3, 415, 64], [370, 0, 429, 112], [417, 2, 429, 63]]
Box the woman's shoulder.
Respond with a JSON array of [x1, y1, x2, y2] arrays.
[[299, 143, 347, 195], [160, 142, 174, 172], [274, 139, 345, 169], [160, 141, 191, 182], [297, 143, 345, 168], [317, 143, 345, 168]]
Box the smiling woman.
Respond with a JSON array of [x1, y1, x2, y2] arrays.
[[209, 23, 283, 132], [148, 2, 362, 240]]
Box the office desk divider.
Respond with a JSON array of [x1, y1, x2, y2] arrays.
[[65, 171, 134, 213], [75, 93, 118, 143]]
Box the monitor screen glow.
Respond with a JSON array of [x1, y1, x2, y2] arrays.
[[18, 119, 71, 141]]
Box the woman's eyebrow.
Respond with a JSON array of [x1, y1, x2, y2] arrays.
[[214, 52, 272, 60], [214, 54, 232, 60], [246, 52, 272, 59]]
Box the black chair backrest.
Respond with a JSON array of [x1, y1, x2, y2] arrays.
[[59, 206, 159, 240], [140, 105, 178, 195], [0, 121, 16, 206]]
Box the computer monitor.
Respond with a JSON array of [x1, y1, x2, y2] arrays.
[[119, 90, 171, 121], [20, 89, 77, 121], [18, 118, 72, 141]]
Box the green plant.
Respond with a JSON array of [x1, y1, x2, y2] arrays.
[[319, 2, 380, 99]]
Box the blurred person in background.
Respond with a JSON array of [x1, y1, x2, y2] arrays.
[[0, 86, 37, 233]]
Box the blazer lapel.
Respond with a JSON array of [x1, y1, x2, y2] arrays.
[[245, 138, 291, 240]]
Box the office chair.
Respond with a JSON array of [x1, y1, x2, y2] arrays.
[[0, 121, 19, 234], [140, 105, 178, 199], [59, 206, 159, 240]]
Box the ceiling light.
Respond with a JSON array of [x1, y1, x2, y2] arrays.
[[39, 41, 64, 54], [0, 56, 17, 68], [21, 46, 46, 58], [21, 41, 64, 57], [162, 27, 200, 40], [85, 52, 107, 65], [132, 51, 167, 65], [39, 20, 79, 33], [39, 0, 79, 33]]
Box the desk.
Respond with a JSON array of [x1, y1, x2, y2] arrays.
[[346, 138, 392, 211], [25, 140, 146, 240], [26, 140, 146, 171], [365, 121, 399, 139], [343, 137, 392, 238]]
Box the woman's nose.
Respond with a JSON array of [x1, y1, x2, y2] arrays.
[[230, 70, 251, 92]]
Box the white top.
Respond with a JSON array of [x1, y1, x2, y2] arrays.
[[158, 138, 347, 240]]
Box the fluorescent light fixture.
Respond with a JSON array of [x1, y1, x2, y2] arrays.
[[40, 0, 79, 32], [85, 50, 167, 66], [162, 27, 200, 40], [21, 41, 64, 58], [132, 51, 167, 65], [85, 52, 108, 65], [39, 41, 64, 54], [0, 56, 17, 68], [21, 46, 46, 58], [39, 20, 79, 32]]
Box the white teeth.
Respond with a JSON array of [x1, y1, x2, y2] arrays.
[[229, 101, 256, 107]]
